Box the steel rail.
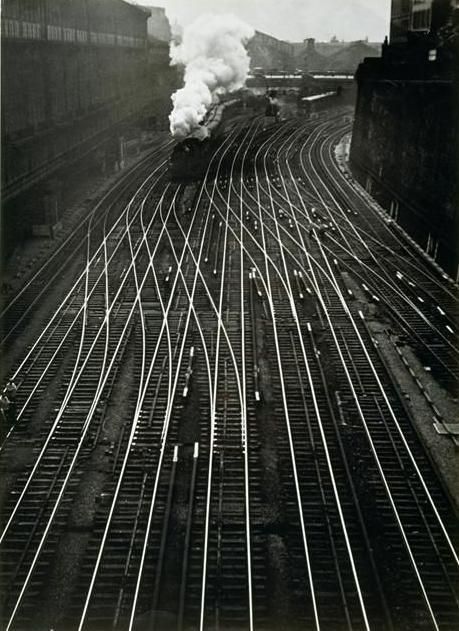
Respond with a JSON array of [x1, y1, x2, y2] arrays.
[[309, 124, 459, 356], [282, 115, 456, 626], [4, 182, 178, 629], [0, 175, 171, 545], [325, 123, 458, 298], [8, 160, 170, 384], [298, 117, 459, 571], [127, 126, 245, 630], [198, 121, 257, 631], [258, 125, 370, 630], [0, 139, 173, 325]]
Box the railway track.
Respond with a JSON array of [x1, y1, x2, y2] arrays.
[[1, 108, 458, 631]]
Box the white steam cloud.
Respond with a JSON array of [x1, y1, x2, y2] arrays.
[[169, 14, 254, 140]]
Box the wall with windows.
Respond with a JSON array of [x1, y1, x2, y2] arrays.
[[411, 1, 433, 30], [1, 0, 152, 197], [1, 0, 177, 252], [390, 0, 458, 41], [390, 0, 414, 42]]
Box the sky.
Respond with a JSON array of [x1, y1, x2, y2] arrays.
[[135, 0, 392, 42]]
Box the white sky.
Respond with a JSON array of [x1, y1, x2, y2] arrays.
[[134, 0, 391, 42]]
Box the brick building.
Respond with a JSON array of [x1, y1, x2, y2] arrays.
[[1, 0, 176, 250], [391, 0, 459, 41], [350, 0, 459, 277]]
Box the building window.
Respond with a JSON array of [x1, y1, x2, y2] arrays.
[[47, 25, 62, 41], [22, 21, 40, 39], [2, 19, 21, 38], [98, 33, 115, 45], [411, 8, 431, 30], [115, 34, 140, 48], [76, 29, 88, 43], [63, 28, 75, 43]]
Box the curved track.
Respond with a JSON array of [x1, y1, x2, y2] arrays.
[[1, 109, 458, 631]]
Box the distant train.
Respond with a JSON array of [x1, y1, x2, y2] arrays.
[[300, 90, 341, 116], [265, 90, 280, 121]]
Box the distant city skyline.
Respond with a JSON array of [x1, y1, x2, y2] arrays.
[[134, 0, 391, 42]]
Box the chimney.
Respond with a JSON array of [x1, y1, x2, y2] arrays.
[[306, 37, 316, 53]]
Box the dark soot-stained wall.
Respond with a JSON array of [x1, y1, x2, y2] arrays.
[[1, 0, 176, 255], [351, 55, 458, 277]]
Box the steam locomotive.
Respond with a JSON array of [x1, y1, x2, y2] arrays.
[[168, 91, 271, 181], [265, 90, 280, 121], [169, 98, 242, 181]]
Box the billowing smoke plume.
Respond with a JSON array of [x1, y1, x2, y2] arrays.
[[169, 14, 254, 140]]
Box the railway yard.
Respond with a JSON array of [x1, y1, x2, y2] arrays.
[[1, 107, 459, 631]]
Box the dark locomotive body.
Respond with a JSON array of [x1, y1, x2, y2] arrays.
[[265, 90, 280, 121], [169, 94, 265, 181], [169, 99, 238, 181], [170, 136, 214, 180]]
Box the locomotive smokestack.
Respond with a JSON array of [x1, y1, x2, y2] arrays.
[[168, 14, 254, 140]]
